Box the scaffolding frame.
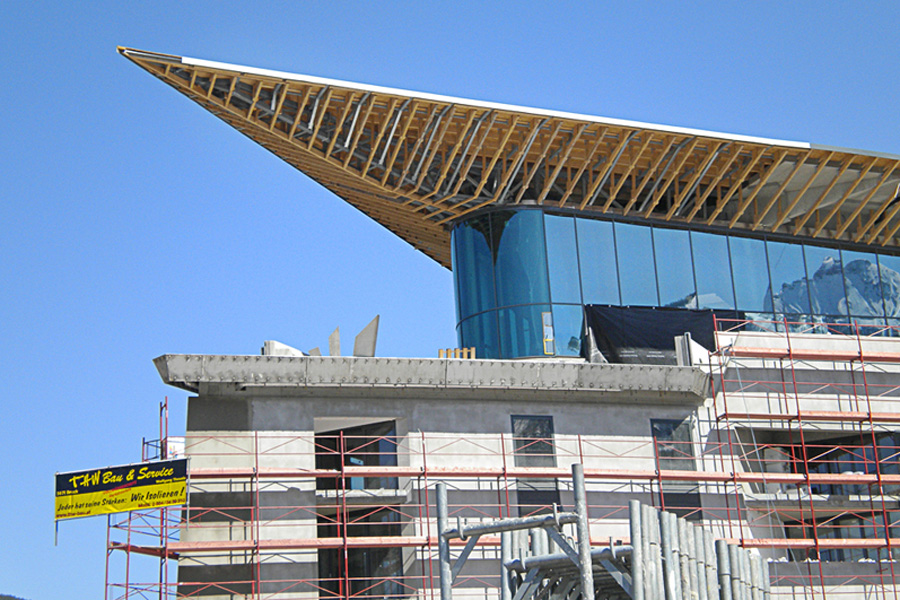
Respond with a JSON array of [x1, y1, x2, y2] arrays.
[[106, 319, 900, 598]]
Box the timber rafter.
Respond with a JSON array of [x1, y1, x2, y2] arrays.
[[120, 48, 900, 267]]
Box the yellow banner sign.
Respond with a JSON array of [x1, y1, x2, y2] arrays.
[[55, 459, 187, 520]]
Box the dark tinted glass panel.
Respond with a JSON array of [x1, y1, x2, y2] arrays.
[[653, 227, 696, 308], [615, 222, 658, 306], [651, 418, 695, 471], [729, 236, 773, 312], [879, 255, 900, 319], [458, 311, 500, 359], [691, 232, 734, 309], [544, 214, 582, 304], [493, 210, 550, 307], [576, 218, 619, 305], [511, 416, 559, 515], [551, 304, 584, 356], [766, 241, 811, 315], [838, 249, 884, 318], [498, 304, 551, 358], [453, 215, 495, 319], [804, 245, 847, 317]]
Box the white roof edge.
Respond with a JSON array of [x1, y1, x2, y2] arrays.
[[181, 55, 811, 150]]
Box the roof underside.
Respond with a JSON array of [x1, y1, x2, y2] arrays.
[[121, 48, 900, 268]]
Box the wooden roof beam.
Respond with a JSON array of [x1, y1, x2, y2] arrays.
[[536, 123, 587, 204], [580, 130, 639, 211], [791, 158, 853, 233], [513, 121, 564, 204], [683, 144, 744, 223], [642, 138, 701, 218], [750, 151, 811, 230], [665, 141, 727, 221], [622, 136, 676, 216], [603, 133, 655, 212], [811, 156, 879, 237], [704, 147, 766, 225], [727, 149, 789, 228], [836, 161, 898, 238], [556, 126, 608, 208], [769, 151, 835, 232], [380, 100, 420, 186]]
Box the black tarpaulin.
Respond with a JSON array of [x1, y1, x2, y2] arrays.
[[584, 305, 734, 364]]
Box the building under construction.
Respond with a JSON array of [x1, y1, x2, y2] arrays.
[[110, 48, 900, 599]]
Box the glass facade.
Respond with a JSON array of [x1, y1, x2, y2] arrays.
[[453, 208, 900, 358]]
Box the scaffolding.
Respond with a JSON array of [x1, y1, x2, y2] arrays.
[[106, 319, 900, 599]]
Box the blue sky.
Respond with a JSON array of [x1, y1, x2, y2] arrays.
[[1, 1, 898, 598]]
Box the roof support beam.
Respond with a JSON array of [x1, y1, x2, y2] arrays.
[[556, 126, 609, 208], [684, 144, 744, 222], [536, 124, 587, 204], [874, 196, 900, 245], [362, 98, 399, 176], [863, 180, 900, 244], [726, 149, 788, 227], [750, 152, 810, 230], [622, 137, 676, 215], [307, 87, 333, 150], [394, 104, 441, 189], [791, 158, 853, 233], [640, 137, 698, 217], [326, 92, 358, 158], [704, 147, 766, 225], [769, 151, 835, 232], [268, 82, 289, 132], [417, 109, 479, 200], [513, 121, 565, 204], [414, 105, 456, 189], [443, 111, 494, 198], [288, 87, 313, 139], [380, 100, 420, 185], [811, 156, 879, 237], [580, 131, 639, 211], [603, 133, 655, 212], [666, 141, 728, 220], [836, 162, 898, 238]]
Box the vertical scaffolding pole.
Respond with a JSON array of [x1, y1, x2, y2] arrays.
[[572, 464, 595, 600], [630, 500, 645, 600], [437, 482, 452, 600]]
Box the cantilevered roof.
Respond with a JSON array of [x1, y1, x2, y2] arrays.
[[120, 47, 900, 268]]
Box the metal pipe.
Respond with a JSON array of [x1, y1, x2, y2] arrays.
[[505, 545, 633, 573], [716, 540, 732, 600], [749, 553, 761, 600], [501, 531, 512, 600], [728, 545, 741, 600], [436, 483, 452, 600], [705, 532, 717, 600], [630, 500, 645, 600], [442, 512, 579, 540], [571, 464, 595, 600], [693, 524, 708, 600], [659, 511, 680, 600]]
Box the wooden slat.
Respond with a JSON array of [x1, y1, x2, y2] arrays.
[[837, 161, 898, 238], [726, 149, 788, 227], [705, 147, 766, 225], [642, 138, 701, 218], [684, 144, 744, 222], [580, 132, 639, 211], [536, 123, 587, 204], [602, 133, 655, 212], [769, 151, 835, 232], [811, 156, 879, 237], [513, 121, 564, 204], [751, 151, 811, 230], [557, 126, 608, 208], [791, 158, 853, 233], [665, 140, 725, 220]]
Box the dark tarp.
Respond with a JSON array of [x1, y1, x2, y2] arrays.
[[584, 305, 741, 364]]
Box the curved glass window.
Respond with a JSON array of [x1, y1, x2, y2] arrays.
[[458, 312, 500, 359], [729, 236, 773, 313], [577, 218, 619, 305], [544, 214, 582, 304], [498, 304, 552, 358], [615, 223, 658, 306], [692, 232, 735, 310], [493, 210, 550, 308], [653, 227, 696, 308], [454, 214, 495, 319], [453, 207, 900, 358]]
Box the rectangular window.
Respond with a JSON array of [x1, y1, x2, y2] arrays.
[[651, 418, 700, 519], [315, 420, 398, 491], [511, 415, 559, 515]]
